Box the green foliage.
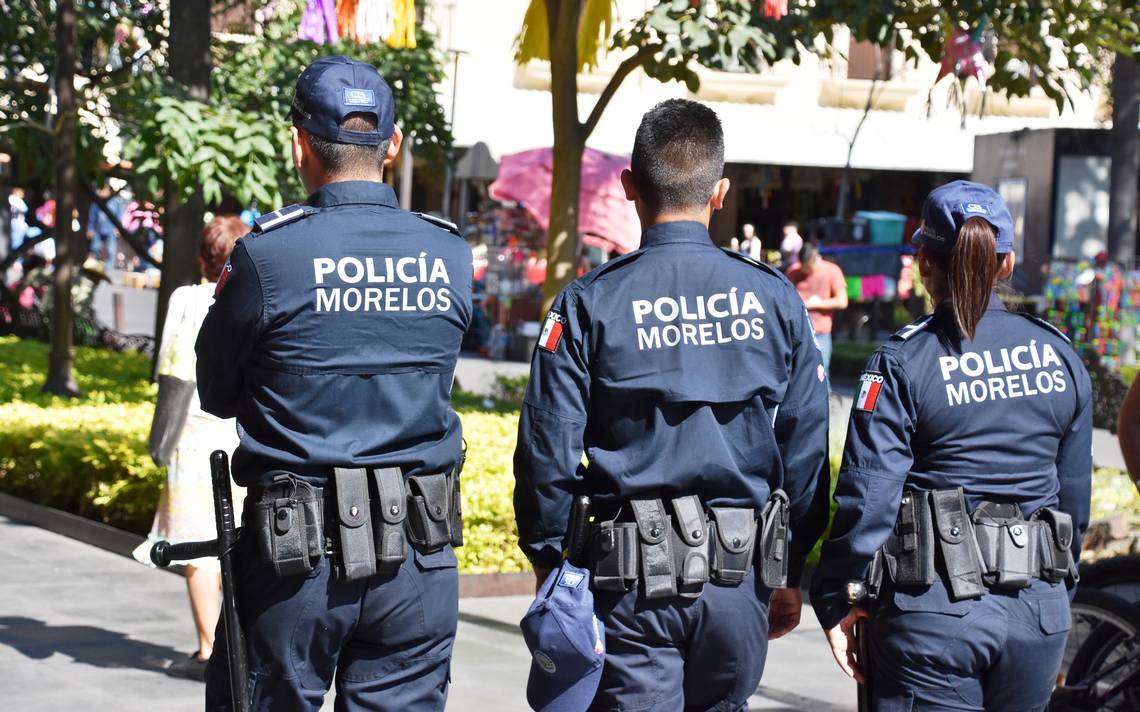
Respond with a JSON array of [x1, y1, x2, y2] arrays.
[[830, 339, 880, 381], [1122, 365, 1137, 386], [1091, 467, 1140, 522], [0, 336, 155, 406], [492, 374, 530, 407]]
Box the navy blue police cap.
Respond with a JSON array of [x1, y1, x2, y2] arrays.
[[287, 55, 395, 146], [521, 562, 605, 712], [913, 180, 1014, 254]]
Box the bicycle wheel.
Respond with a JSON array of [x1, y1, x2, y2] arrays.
[[1053, 589, 1140, 711]]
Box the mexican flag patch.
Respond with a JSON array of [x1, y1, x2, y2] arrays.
[[538, 311, 566, 352], [855, 371, 884, 413]]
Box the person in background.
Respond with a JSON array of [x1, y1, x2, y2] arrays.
[[87, 184, 124, 270], [740, 222, 763, 261], [1120, 379, 1140, 490], [780, 220, 803, 266], [787, 242, 847, 375], [132, 215, 247, 682], [9, 187, 29, 252]]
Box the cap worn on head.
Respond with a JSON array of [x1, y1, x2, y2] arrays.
[[287, 55, 395, 146], [521, 562, 605, 712], [912, 180, 1014, 254]]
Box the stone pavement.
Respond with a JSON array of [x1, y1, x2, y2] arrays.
[[0, 513, 855, 711]]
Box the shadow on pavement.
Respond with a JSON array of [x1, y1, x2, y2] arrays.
[[0, 616, 182, 673]]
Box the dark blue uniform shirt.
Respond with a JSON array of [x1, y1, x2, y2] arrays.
[[811, 296, 1093, 629], [513, 221, 831, 582], [196, 181, 473, 487]]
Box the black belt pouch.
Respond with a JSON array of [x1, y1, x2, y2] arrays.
[[759, 490, 790, 589], [631, 499, 677, 599], [370, 467, 408, 572], [590, 521, 639, 592], [708, 507, 757, 585], [407, 473, 452, 552], [1034, 507, 1078, 584], [253, 474, 324, 577], [931, 488, 985, 600], [886, 491, 936, 586], [670, 495, 709, 598], [333, 467, 377, 581], [973, 502, 1035, 590]]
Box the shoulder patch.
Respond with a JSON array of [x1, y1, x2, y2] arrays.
[[1018, 312, 1071, 344], [891, 314, 934, 341], [854, 371, 885, 412], [413, 212, 461, 237], [538, 310, 566, 352], [252, 204, 313, 233]]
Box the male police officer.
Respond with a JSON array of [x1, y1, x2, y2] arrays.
[[196, 56, 472, 711], [513, 99, 831, 710]]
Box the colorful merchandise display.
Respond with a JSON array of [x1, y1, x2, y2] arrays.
[[1043, 260, 1140, 370], [300, 0, 417, 48]]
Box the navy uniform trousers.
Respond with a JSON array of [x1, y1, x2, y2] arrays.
[[589, 569, 771, 712], [205, 534, 458, 712], [869, 579, 1071, 711]]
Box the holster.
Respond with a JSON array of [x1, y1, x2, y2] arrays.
[[758, 489, 789, 588], [1033, 507, 1078, 585], [708, 506, 757, 585], [370, 467, 408, 572], [931, 488, 985, 600], [333, 467, 377, 581], [589, 521, 639, 592], [670, 495, 710, 598], [884, 490, 936, 586], [449, 468, 464, 548], [253, 474, 324, 577], [407, 472, 454, 553], [973, 501, 1036, 590], [631, 498, 677, 599]]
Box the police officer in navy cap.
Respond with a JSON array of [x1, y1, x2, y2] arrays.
[[811, 180, 1093, 711], [197, 55, 472, 711], [513, 98, 831, 710]]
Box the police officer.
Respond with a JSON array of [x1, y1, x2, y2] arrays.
[[811, 181, 1093, 711], [513, 99, 831, 710], [196, 56, 472, 711]]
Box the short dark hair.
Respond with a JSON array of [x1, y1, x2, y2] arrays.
[[630, 99, 724, 214], [784, 220, 799, 230], [799, 241, 819, 264], [303, 112, 390, 175]]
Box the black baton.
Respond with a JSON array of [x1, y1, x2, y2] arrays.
[[855, 616, 872, 712], [566, 495, 591, 566], [151, 450, 250, 712]]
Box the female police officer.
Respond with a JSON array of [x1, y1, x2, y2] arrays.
[[811, 180, 1093, 711]]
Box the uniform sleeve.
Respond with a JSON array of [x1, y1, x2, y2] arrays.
[[195, 240, 264, 418], [811, 349, 915, 630], [774, 305, 831, 588], [513, 289, 590, 568], [1056, 361, 1093, 572]]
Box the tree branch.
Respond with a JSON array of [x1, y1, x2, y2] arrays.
[[82, 181, 162, 268], [581, 45, 656, 141]]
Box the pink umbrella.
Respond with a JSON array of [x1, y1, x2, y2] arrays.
[[489, 147, 641, 255]]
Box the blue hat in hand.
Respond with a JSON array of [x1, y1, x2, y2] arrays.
[[913, 180, 1014, 254], [288, 55, 395, 146], [521, 562, 606, 712]]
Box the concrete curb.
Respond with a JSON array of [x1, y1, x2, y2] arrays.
[[0, 492, 533, 598]]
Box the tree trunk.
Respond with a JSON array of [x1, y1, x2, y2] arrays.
[[1108, 53, 1139, 266], [43, 0, 79, 397], [156, 0, 211, 353], [542, 0, 583, 315]]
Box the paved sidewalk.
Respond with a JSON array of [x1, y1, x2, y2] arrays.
[[0, 513, 854, 711]]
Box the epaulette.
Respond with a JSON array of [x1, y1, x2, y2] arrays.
[[252, 204, 314, 233], [577, 248, 643, 285], [413, 212, 461, 237], [719, 248, 790, 284], [891, 314, 934, 341], [1018, 312, 1071, 344]]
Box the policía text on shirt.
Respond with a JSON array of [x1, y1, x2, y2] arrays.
[[938, 340, 1068, 406], [311, 254, 453, 313], [632, 288, 766, 351]]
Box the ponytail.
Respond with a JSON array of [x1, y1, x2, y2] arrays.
[[926, 216, 1006, 341]]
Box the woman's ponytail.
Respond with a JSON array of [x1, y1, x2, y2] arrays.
[[946, 216, 998, 341]]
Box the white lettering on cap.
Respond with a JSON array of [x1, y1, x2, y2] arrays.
[[342, 88, 376, 106], [962, 202, 990, 216]]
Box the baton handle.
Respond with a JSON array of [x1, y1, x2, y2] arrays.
[[150, 539, 219, 567]]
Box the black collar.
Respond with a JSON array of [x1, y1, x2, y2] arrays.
[[640, 221, 713, 248], [307, 180, 399, 209]]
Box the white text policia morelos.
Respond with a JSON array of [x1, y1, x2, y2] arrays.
[[632, 289, 766, 351], [311, 254, 453, 313], [939, 341, 1068, 406]]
